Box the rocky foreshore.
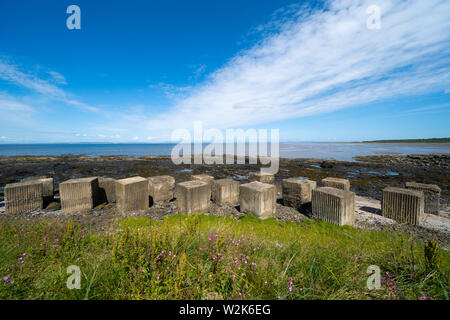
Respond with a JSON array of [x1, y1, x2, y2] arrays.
[[0, 153, 449, 248]]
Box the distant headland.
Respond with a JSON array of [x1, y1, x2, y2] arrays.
[[360, 138, 450, 143]]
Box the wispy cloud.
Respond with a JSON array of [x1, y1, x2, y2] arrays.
[[0, 57, 99, 112], [145, 0, 450, 134], [0, 93, 35, 112], [47, 70, 67, 85], [405, 102, 450, 115], [148, 82, 192, 100]]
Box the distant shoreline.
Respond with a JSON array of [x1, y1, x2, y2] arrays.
[[0, 141, 449, 160], [360, 138, 450, 143]]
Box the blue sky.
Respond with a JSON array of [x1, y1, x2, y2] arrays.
[[0, 0, 449, 143]]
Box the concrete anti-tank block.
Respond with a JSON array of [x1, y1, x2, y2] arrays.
[[59, 177, 99, 213], [239, 181, 276, 219], [212, 178, 240, 204], [382, 187, 424, 225], [191, 174, 214, 184], [405, 182, 440, 215], [115, 176, 149, 214], [322, 177, 350, 191], [5, 180, 43, 214], [98, 177, 116, 203], [248, 172, 275, 184], [148, 175, 175, 202], [176, 180, 211, 214], [282, 178, 317, 210], [312, 187, 355, 226], [21, 176, 54, 204]]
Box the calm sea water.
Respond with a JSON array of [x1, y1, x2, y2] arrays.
[[0, 143, 449, 161]]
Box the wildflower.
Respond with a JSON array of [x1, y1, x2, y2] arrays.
[[2, 275, 13, 284], [289, 286, 293, 292], [156, 274, 160, 280], [264, 280, 268, 285]]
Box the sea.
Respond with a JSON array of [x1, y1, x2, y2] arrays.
[[0, 143, 449, 162]]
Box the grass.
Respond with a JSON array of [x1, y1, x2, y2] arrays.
[[0, 214, 448, 300]]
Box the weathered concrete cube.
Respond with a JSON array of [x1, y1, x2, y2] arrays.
[[382, 187, 424, 225], [191, 174, 214, 184], [21, 176, 54, 204], [312, 187, 355, 226], [116, 176, 149, 214], [248, 172, 275, 184], [322, 177, 350, 191], [98, 177, 116, 203], [239, 181, 276, 219], [59, 177, 99, 213], [148, 175, 175, 202], [212, 178, 240, 204], [176, 180, 211, 214], [282, 178, 317, 210], [405, 182, 440, 215], [5, 181, 43, 214]]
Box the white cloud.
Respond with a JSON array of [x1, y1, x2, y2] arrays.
[[48, 71, 67, 85], [145, 0, 450, 133], [0, 58, 99, 112], [148, 82, 192, 100], [405, 103, 450, 114], [74, 133, 121, 139], [0, 93, 35, 112]]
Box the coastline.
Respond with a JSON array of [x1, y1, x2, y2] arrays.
[[0, 153, 449, 249]]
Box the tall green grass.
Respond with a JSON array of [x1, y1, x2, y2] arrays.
[[0, 214, 448, 300]]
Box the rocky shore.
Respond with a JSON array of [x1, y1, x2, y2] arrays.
[[0, 153, 449, 248]]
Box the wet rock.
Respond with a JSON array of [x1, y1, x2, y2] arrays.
[[45, 201, 61, 211], [320, 161, 334, 168]]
